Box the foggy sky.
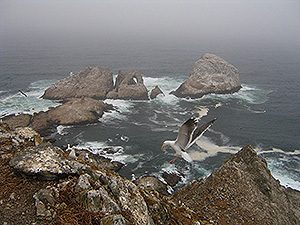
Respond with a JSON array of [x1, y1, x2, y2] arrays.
[[1, 0, 300, 46]]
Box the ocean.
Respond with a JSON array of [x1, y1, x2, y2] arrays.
[[1, 39, 299, 190]]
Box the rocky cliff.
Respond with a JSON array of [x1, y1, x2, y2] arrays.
[[171, 53, 241, 98], [0, 124, 299, 225], [173, 145, 300, 225]]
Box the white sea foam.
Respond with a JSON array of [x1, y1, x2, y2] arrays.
[[267, 158, 300, 190], [144, 76, 182, 105], [197, 106, 209, 119], [100, 99, 135, 124], [202, 84, 272, 105], [214, 102, 222, 108], [76, 141, 142, 164], [57, 125, 72, 135]]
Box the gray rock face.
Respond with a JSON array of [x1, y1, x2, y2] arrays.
[[45, 97, 110, 125], [150, 85, 164, 99], [171, 53, 241, 98], [33, 187, 59, 219], [96, 170, 154, 224], [107, 70, 149, 100], [42, 67, 114, 100]]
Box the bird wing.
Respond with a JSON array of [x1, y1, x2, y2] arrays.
[[184, 118, 217, 150], [175, 117, 198, 150]]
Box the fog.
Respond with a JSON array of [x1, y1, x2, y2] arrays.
[[1, 0, 300, 47]]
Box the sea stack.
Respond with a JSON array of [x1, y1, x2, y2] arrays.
[[171, 53, 241, 98]]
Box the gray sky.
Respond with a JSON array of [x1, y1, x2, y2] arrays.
[[1, 0, 300, 45]]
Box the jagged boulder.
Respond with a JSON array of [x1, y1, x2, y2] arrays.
[[150, 85, 164, 99], [173, 145, 300, 225], [107, 70, 149, 100], [171, 53, 241, 98], [135, 176, 169, 195], [42, 67, 114, 100], [9, 143, 82, 180]]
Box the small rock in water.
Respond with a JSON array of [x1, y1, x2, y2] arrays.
[[162, 171, 183, 187]]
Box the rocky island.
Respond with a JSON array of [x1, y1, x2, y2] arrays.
[[171, 53, 241, 98], [0, 123, 299, 225], [43, 68, 150, 101]]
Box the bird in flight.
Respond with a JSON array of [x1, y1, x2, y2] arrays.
[[161, 117, 217, 163]]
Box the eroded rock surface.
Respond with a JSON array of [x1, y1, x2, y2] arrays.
[[171, 53, 241, 98], [107, 70, 149, 100], [42, 67, 114, 100]]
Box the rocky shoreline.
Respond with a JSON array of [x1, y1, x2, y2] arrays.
[[1, 123, 299, 225]]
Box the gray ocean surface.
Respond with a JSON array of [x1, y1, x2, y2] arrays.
[[1, 39, 299, 189]]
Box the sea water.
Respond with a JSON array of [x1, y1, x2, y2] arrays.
[[1, 41, 299, 190]]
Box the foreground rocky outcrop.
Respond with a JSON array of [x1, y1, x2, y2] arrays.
[[42, 67, 114, 100], [2, 97, 112, 135], [173, 145, 300, 225], [171, 53, 241, 98], [107, 70, 149, 100], [1, 123, 299, 225]]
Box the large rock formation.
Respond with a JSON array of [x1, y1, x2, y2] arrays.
[[2, 97, 112, 135], [42, 67, 114, 100], [171, 53, 241, 98], [173, 145, 300, 225], [107, 70, 149, 100]]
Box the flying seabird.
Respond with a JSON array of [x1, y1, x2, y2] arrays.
[[161, 117, 217, 163], [18, 90, 28, 97]]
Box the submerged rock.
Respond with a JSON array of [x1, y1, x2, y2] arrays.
[[42, 67, 114, 100], [107, 70, 149, 100], [150, 85, 164, 99], [171, 53, 241, 98], [173, 145, 300, 225]]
